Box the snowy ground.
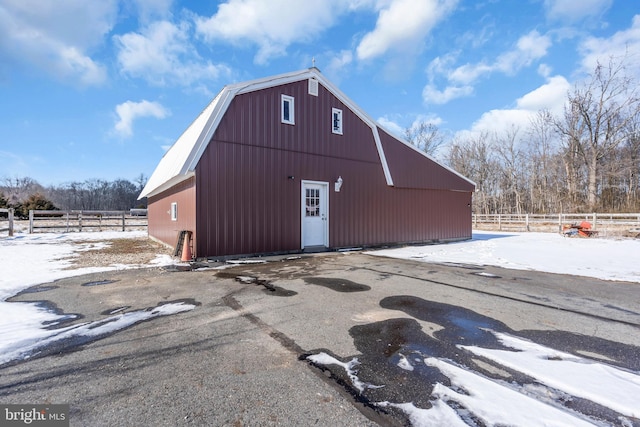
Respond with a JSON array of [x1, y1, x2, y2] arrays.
[[0, 231, 190, 365], [369, 230, 640, 283], [1, 230, 639, 426]]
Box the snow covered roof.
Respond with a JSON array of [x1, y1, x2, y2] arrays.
[[139, 68, 475, 199]]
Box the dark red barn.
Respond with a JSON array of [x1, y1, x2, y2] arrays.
[[139, 68, 475, 259]]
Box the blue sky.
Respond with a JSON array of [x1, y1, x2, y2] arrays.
[[1, 0, 638, 186]]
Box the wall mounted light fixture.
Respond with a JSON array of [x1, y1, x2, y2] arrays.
[[335, 176, 343, 192]]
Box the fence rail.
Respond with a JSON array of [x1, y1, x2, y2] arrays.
[[473, 213, 640, 236], [0, 208, 14, 236], [28, 210, 147, 233]]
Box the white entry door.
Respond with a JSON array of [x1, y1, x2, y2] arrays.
[[301, 181, 328, 248]]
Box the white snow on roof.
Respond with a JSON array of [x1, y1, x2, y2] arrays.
[[139, 92, 222, 198]]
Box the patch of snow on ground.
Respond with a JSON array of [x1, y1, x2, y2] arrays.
[[423, 358, 599, 426], [377, 401, 469, 427], [369, 231, 640, 283], [461, 331, 640, 418], [396, 353, 414, 371], [0, 302, 195, 366], [307, 352, 383, 393], [0, 231, 178, 365]]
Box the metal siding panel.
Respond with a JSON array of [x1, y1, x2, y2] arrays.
[[379, 129, 475, 192], [148, 177, 196, 254], [191, 78, 472, 258]]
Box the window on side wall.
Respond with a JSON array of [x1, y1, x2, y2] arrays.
[[170, 202, 178, 221], [332, 108, 343, 135], [281, 95, 295, 125]]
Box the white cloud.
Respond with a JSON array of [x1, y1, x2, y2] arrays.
[[356, 0, 458, 61], [537, 63, 553, 78], [544, 0, 612, 22], [323, 50, 354, 82], [423, 30, 552, 105], [114, 100, 170, 138], [114, 20, 230, 87], [195, 0, 342, 64], [448, 63, 493, 86], [128, 0, 173, 21], [515, 75, 569, 115], [327, 50, 353, 73], [455, 75, 570, 139], [377, 117, 405, 138], [450, 30, 552, 85], [377, 114, 444, 141], [0, 0, 116, 85], [579, 14, 640, 76], [427, 51, 460, 76], [423, 84, 473, 104]]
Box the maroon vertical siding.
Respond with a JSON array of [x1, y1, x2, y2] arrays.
[[147, 177, 197, 255], [378, 128, 475, 192], [192, 78, 473, 258]]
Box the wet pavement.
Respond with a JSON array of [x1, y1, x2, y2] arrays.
[[2, 252, 640, 426]]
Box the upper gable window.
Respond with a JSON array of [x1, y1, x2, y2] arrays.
[[281, 94, 295, 125], [332, 108, 343, 135]]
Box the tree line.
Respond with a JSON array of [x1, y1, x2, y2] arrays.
[[0, 176, 147, 218], [407, 57, 640, 214]]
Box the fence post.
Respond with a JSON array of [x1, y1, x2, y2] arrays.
[[558, 213, 562, 233], [498, 214, 502, 231], [66, 211, 70, 233], [8, 208, 14, 237], [122, 211, 125, 232], [79, 211, 83, 232], [29, 210, 34, 234], [592, 212, 597, 228], [525, 214, 529, 232]]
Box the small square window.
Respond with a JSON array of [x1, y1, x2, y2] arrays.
[[332, 108, 343, 135], [281, 94, 295, 125], [170, 202, 178, 221]]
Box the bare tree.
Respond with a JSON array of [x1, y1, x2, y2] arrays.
[[404, 121, 445, 156], [554, 56, 640, 210], [493, 127, 527, 215], [526, 110, 566, 213], [620, 111, 640, 210], [448, 132, 500, 214], [1, 177, 44, 206]]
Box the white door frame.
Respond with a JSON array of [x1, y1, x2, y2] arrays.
[[301, 180, 329, 249]]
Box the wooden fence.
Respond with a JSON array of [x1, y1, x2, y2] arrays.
[[473, 213, 640, 236], [0, 208, 14, 237], [28, 210, 147, 233]]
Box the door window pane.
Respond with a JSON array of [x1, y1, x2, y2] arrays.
[[305, 188, 320, 217]]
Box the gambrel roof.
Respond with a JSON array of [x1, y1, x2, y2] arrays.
[[139, 68, 475, 199]]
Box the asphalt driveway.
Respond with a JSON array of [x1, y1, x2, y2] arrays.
[[2, 252, 640, 426]]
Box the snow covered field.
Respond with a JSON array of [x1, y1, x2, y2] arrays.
[[1, 230, 639, 426], [369, 230, 640, 283]]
